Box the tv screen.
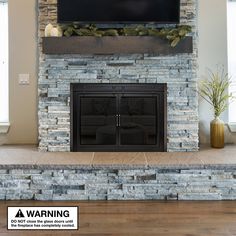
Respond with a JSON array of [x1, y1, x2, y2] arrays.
[[57, 0, 180, 24]]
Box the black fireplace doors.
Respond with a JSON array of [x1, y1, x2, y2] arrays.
[[71, 84, 167, 152]]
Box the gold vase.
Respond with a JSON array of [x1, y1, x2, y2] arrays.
[[210, 117, 225, 148]]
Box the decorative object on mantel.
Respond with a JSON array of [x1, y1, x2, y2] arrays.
[[44, 23, 62, 37], [44, 23, 53, 37], [60, 24, 192, 47], [200, 67, 235, 148]]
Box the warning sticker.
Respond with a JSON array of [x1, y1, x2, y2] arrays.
[[7, 206, 79, 230]]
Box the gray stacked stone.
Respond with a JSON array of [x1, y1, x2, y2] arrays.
[[1, 168, 236, 200], [38, 0, 199, 152]]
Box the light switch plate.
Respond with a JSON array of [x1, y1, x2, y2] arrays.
[[19, 74, 30, 85]]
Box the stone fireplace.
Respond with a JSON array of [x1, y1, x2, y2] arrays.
[[38, 0, 198, 152]]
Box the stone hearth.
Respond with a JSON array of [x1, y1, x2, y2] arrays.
[[38, 0, 198, 152], [1, 145, 236, 200]]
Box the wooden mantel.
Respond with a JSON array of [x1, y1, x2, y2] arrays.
[[42, 36, 193, 55]]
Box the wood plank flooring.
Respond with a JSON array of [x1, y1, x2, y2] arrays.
[[0, 201, 236, 236]]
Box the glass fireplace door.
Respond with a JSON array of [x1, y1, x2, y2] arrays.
[[71, 83, 166, 152], [119, 96, 157, 145], [80, 96, 117, 145]]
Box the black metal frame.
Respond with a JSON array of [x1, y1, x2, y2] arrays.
[[71, 83, 167, 152]]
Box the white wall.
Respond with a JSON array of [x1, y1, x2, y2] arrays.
[[198, 0, 236, 144], [0, 0, 38, 144]]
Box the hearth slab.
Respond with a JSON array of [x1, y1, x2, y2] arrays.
[[1, 145, 236, 200], [0, 145, 236, 169]]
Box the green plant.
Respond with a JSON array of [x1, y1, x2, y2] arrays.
[[60, 24, 192, 47], [199, 68, 235, 118], [159, 25, 192, 47]]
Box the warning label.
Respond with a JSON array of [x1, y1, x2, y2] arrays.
[[7, 206, 79, 230]]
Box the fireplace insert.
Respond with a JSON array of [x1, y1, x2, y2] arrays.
[[71, 84, 167, 152]]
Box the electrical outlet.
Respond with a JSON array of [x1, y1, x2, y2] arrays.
[[19, 74, 30, 85]]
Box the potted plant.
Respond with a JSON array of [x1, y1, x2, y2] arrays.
[[200, 68, 234, 148]]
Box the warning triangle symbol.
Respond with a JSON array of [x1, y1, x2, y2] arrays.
[[15, 209, 25, 218]]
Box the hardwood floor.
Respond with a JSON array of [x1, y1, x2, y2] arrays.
[[1, 201, 236, 236]]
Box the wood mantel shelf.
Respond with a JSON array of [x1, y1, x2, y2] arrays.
[[42, 36, 193, 55]]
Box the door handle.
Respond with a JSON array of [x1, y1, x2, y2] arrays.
[[116, 114, 119, 127], [116, 114, 121, 127]]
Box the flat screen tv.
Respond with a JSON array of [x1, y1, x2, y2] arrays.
[[57, 0, 180, 24]]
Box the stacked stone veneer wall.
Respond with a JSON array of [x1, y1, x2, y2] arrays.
[[38, 0, 199, 152], [1, 168, 236, 200]]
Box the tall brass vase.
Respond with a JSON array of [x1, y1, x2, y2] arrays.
[[210, 117, 225, 148]]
